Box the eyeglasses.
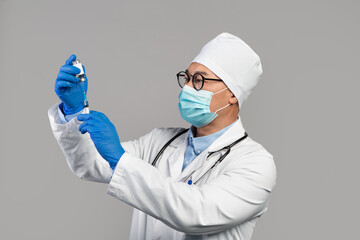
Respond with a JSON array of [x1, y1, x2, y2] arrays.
[[176, 71, 223, 91]]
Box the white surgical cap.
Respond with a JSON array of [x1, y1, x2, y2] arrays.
[[191, 32, 263, 109]]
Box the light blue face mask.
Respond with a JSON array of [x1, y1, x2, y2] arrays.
[[178, 85, 230, 128]]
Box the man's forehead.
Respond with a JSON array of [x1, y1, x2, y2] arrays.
[[186, 63, 211, 76], [185, 69, 208, 76]]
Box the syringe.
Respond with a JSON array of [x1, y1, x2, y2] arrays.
[[72, 59, 90, 114]]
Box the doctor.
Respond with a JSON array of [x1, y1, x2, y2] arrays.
[[49, 32, 276, 240]]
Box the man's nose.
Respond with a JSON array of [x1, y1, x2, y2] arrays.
[[185, 77, 193, 88]]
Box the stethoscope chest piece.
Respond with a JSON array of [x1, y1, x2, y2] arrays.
[[187, 178, 193, 185]]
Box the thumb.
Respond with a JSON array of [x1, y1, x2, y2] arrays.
[[65, 54, 77, 65]]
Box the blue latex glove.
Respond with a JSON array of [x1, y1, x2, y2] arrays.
[[77, 111, 125, 170], [55, 54, 88, 115]]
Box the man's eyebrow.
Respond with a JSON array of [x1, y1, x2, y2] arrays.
[[185, 69, 208, 76]]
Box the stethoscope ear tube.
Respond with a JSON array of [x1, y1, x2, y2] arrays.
[[207, 132, 248, 157]]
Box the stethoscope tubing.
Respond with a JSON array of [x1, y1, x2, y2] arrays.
[[151, 128, 189, 166], [185, 132, 248, 185], [151, 129, 248, 185]]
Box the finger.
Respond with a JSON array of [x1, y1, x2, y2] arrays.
[[77, 113, 91, 121], [57, 71, 79, 83], [65, 54, 77, 65], [60, 65, 81, 75], [79, 122, 89, 134], [90, 110, 106, 117], [79, 121, 97, 134], [89, 110, 103, 117], [80, 125, 89, 134], [57, 80, 75, 88], [89, 110, 107, 121]]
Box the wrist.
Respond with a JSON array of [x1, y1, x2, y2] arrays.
[[108, 149, 125, 170]]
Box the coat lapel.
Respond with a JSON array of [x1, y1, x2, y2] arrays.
[[172, 117, 247, 183], [207, 116, 246, 153], [160, 117, 246, 182], [164, 131, 189, 179]]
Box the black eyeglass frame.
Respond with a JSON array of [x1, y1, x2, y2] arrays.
[[176, 71, 223, 91]]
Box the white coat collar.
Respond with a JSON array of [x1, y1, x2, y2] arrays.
[[207, 116, 246, 152], [169, 129, 189, 148], [169, 117, 246, 151], [166, 117, 246, 181]]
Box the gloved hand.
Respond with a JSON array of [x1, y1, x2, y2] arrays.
[[77, 111, 125, 170], [55, 54, 88, 115]]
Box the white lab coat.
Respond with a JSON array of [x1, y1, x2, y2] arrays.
[[48, 103, 277, 240]]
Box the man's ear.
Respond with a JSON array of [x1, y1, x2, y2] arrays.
[[229, 95, 238, 105]]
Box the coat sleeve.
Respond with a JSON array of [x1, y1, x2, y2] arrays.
[[48, 103, 113, 183], [48, 102, 164, 183], [107, 150, 277, 235]]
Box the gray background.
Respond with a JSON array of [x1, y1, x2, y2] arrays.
[[0, 0, 359, 239]]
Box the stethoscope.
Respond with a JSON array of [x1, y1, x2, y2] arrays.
[[151, 129, 248, 185]]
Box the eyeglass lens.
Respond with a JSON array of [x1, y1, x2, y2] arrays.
[[177, 72, 189, 88], [177, 72, 204, 90]]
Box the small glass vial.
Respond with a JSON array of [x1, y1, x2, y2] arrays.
[[72, 59, 86, 82], [72, 58, 89, 113]]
